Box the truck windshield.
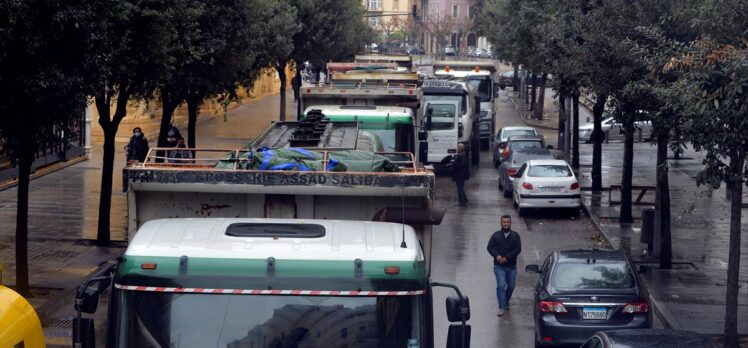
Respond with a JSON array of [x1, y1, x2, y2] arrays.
[[422, 94, 466, 115], [361, 123, 415, 153], [467, 79, 491, 102], [115, 291, 424, 348]]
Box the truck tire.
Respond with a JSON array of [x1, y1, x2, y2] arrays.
[[471, 136, 480, 165], [480, 138, 489, 151]]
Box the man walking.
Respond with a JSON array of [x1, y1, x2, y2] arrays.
[[125, 127, 149, 163], [450, 143, 469, 206], [487, 215, 522, 316]]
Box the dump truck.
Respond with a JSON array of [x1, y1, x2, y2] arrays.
[[299, 65, 426, 160], [72, 120, 471, 347]]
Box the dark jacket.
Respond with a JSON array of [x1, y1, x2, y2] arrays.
[[487, 229, 522, 267], [126, 135, 150, 162], [166, 125, 182, 148], [450, 152, 470, 182]]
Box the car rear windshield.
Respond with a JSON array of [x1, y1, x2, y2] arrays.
[[552, 262, 635, 289], [504, 130, 536, 139], [527, 165, 571, 177]]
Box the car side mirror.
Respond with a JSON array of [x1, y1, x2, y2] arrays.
[[638, 265, 652, 274], [446, 296, 470, 322], [525, 265, 540, 273]]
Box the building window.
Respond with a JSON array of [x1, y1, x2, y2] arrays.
[[368, 17, 380, 28], [393, 0, 399, 10], [368, 0, 382, 11], [452, 5, 459, 18]]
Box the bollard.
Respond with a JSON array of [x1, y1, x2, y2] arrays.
[[640, 208, 655, 252]]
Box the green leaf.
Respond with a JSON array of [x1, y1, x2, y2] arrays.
[[713, 99, 720, 109]]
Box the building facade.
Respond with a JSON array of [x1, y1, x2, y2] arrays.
[[418, 0, 486, 55], [363, 0, 414, 51]]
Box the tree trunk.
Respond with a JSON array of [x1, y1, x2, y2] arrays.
[[513, 64, 520, 91], [276, 64, 288, 121], [95, 92, 128, 246], [571, 94, 580, 168], [656, 130, 672, 269], [620, 117, 635, 223], [557, 92, 566, 149], [530, 74, 537, 111], [186, 95, 202, 159], [533, 73, 548, 120], [157, 94, 181, 162], [524, 73, 530, 104], [592, 94, 606, 190], [14, 148, 33, 296], [723, 150, 745, 348]]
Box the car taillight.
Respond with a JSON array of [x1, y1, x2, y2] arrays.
[[621, 302, 649, 313], [502, 148, 509, 158], [508, 168, 518, 177], [570, 182, 580, 190], [539, 301, 567, 313], [522, 182, 533, 190]]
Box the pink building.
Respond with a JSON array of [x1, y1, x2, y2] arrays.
[[418, 0, 480, 54]]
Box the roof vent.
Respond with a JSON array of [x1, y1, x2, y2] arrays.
[[225, 223, 326, 238]]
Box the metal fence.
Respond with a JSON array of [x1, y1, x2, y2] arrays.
[[0, 113, 86, 182]]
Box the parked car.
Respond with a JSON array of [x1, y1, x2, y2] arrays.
[[512, 159, 579, 216], [444, 45, 456, 56], [498, 148, 555, 198], [581, 329, 717, 348], [579, 116, 652, 143], [526, 249, 653, 347], [493, 127, 540, 166], [498, 70, 514, 89]]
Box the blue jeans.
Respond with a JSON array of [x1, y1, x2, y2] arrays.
[[456, 180, 468, 204], [493, 264, 517, 309]]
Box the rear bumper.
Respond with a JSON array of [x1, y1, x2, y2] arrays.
[[537, 314, 650, 345], [518, 194, 580, 208]]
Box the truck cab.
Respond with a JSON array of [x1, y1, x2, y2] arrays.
[[433, 61, 497, 151], [74, 219, 471, 348], [420, 80, 481, 167]]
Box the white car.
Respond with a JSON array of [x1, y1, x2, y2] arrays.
[[512, 159, 581, 216], [579, 117, 652, 143]]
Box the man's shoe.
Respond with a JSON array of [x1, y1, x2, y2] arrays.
[[497, 308, 506, 316]]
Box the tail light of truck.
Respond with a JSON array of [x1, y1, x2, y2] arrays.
[[621, 302, 649, 314], [539, 301, 567, 313], [384, 267, 401, 275], [570, 182, 580, 190], [522, 182, 534, 190], [508, 168, 518, 177], [141, 262, 157, 270]]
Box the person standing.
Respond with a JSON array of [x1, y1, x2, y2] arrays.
[[450, 143, 470, 206], [125, 127, 150, 163], [169, 137, 193, 163], [486, 215, 522, 316], [165, 122, 182, 148]]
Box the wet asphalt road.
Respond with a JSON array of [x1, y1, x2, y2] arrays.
[[430, 90, 606, 347]]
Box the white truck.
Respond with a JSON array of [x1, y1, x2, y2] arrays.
[[420, 80, 481, 167], [433, 61, 497, 150], [72, 122, 472, 348]]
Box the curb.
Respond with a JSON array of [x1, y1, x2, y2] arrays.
[[579, 198, 676, 330], [36, 260, 113, 324], [0, 155, 88, 192]]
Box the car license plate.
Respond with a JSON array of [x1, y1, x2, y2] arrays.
[[541, 187, 561, 192], [582, 307, 607, 320]]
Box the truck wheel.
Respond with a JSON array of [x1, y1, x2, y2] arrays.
[[480, 138, 489, 151], [471, 137, 480, 165]]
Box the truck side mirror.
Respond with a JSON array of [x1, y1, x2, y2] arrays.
[[446, 296, 470, 322], [446, 324, 471, 348], [418, 131, 428, 141], [425, 107, 433, 131], [525, 264, 540, 273], [76, 287, 100, 314], [419, 141, 429, 164], [73, 317, 96, 348]]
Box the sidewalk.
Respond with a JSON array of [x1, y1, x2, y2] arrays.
[[0, 91, 295, 346], [507, 90, 748, 339]]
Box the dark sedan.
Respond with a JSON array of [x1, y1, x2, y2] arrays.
[[526, 249, 652, 347], [581, 329, 717, 348], [498, 70, 514, 89]]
